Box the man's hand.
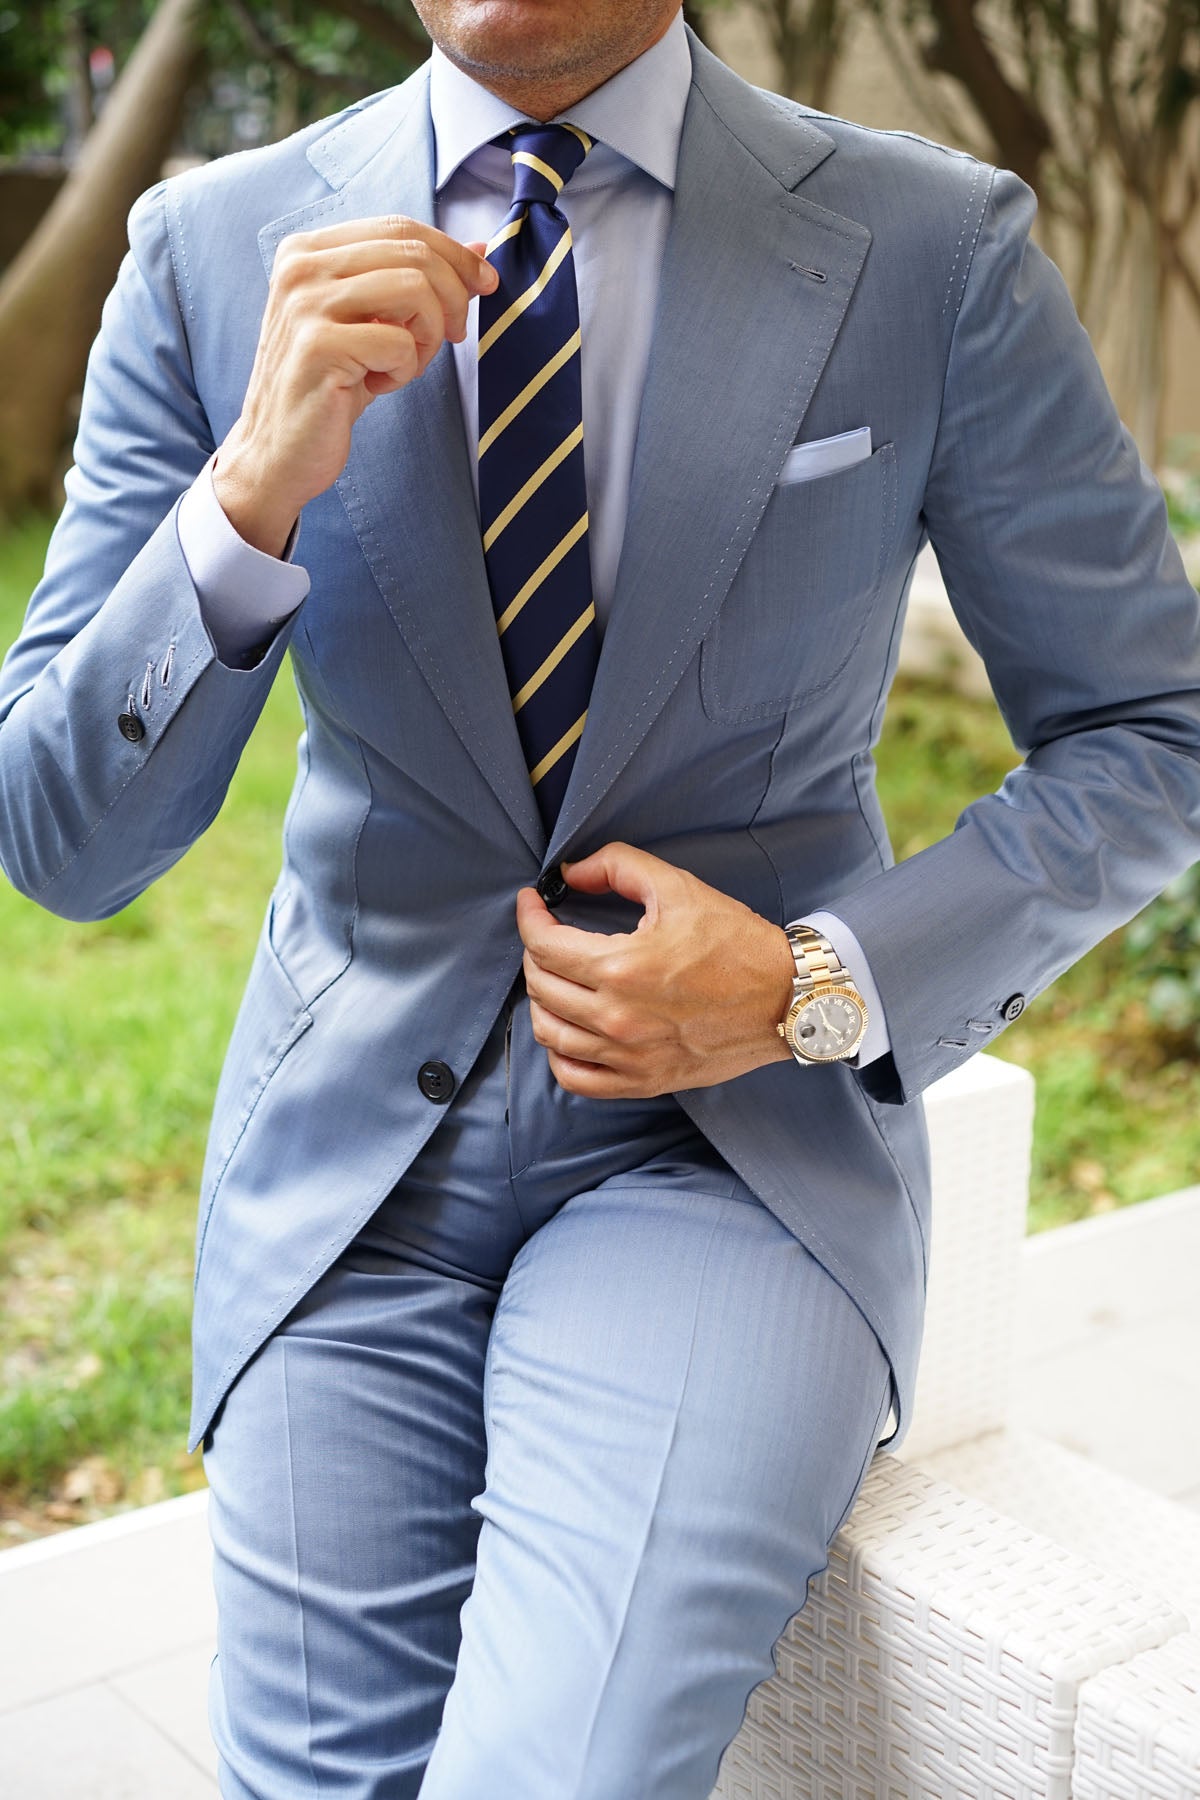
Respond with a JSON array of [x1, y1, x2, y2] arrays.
[[516, 843, 798, 1098], [213, 218, 499, 556]]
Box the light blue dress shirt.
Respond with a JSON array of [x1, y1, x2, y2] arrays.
[[175, 8, 889, 1065]]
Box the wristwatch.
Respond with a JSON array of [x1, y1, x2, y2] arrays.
[[777, 925, 868, 1065]]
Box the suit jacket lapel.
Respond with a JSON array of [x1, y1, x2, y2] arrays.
[[548, 40, 871, 859], [259, 69, 545, 857]]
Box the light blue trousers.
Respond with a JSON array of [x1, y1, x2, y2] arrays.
[[203, 987, 891, 1799]]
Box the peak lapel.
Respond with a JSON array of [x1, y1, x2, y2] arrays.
[[258, 69, 545, 858], [548, 49, 870, 859]]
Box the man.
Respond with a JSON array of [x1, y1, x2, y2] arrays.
[[2, 0, 1199, 1793]]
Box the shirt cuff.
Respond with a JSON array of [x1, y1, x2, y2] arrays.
[[177, 455, 310, 668], [787, 911, 891, 1068]]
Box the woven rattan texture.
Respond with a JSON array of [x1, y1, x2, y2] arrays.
[[926, 1431, 1200, 1627], [1075, 1634, 1200, 1800], [905, 1057, 1034, 1458], [711, 1456, 1183, 1800]]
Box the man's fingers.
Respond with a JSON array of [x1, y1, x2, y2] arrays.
[[563, 842, 671, 911], [280, 216, 497, 293], [545, 1050, 656, 1100], [325, 320, 424, 385], [515, 887, 613, 983], [528, 999, 618, 1066], [307, 242, 476, 340], [324, 270, 446, 349], [522, 954, 607, 1031]]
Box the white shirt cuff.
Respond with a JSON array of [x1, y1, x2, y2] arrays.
[[177, 455, 310, 667], [788, 911, 891, 1068]]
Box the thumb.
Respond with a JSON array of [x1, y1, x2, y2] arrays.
[[563, 842, 669, 915], [464, 239, 499, 292]]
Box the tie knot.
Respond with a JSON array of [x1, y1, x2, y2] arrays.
[[505, 122, 592, 207]]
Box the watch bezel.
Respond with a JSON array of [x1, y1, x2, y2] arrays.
[[783, 984, 869, 1063]]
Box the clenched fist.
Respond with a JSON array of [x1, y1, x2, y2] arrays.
[[516, 843, 798, 1099], [213, 217, 498, 556]]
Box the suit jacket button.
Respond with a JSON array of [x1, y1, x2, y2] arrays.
[[1000, 993, 1026, 1023], [418, 1060, 455, 1104], [117, 710, 145, 743], [536, 864, 568, 908]]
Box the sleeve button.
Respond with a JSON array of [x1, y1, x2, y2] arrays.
[[417, 1060, 456, 1104], [117, 710, 145, 743], [1000, 993, 1026, 1023]]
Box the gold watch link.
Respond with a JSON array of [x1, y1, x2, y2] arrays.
[[777, 925, 869, 1065]]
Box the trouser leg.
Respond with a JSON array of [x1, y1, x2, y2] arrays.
[[204, 995, 894, 1799], [204, 1250, 497, 1800], [417, 1148, 891, 1800], [203, 1005, 528, 1800]]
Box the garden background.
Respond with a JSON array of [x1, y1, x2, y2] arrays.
[[1, 0, 1198, 1539]]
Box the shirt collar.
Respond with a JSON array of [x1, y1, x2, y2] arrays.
[[429, 8, 692, 193]]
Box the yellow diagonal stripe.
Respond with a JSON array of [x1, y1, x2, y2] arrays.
[[530, 712, 587, 787], [560, 122, 593, 154], [478, 229, 574, 357], [513, 150, 564, 193], [485, 215, 524, 256], [478, 330, 580, 459], [482, 423, 583, 553], [512, 603, 595, 714], [495, 513, 589, 635]]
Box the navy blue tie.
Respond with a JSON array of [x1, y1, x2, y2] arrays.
[[477, 122, 598, 830]]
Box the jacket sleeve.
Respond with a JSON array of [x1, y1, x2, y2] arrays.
[[0, 180, 298, 922], [832, 166, 1200, 1104]]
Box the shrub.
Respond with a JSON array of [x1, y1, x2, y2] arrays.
[[1122, 864, 1200, 1054]]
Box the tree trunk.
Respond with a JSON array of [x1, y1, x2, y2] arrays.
[[1118, 199, 1168, 467], [0, 0, 207, 517]]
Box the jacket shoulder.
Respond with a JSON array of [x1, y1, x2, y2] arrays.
[[131, 72, 422, 262], [776, 88, 996, 212]]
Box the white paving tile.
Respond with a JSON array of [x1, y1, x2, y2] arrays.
[[110, 1642, 218, 1782], [0, 1681, 216, 1797], [0, 1494, 215, 1713], [1011, 1328, 1200, 1497]]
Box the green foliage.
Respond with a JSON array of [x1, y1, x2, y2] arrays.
[[0, 1, 157, 156], [0, 512, 302, 1520], [1165, 436, 1200, 539], [1123, 864, 1200, 1052], [0, 0, 429, 162]]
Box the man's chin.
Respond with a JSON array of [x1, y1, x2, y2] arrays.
[[426, 0, 586, 64], [419, 0, 651, 89]]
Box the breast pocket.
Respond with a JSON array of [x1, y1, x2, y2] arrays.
[[700, 441, 897, 724]]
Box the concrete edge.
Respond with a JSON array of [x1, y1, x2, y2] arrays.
[[1022, 1183, 1200, 1259], [0, 1488, 209, 1573]]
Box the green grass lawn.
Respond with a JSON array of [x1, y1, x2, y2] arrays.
[[1, 513, 1197, 1532], [0, 515, 303, 1530]]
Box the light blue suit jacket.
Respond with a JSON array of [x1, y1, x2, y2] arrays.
[[2, 34, 1199, 1452]]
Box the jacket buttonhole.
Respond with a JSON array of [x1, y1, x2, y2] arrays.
[[937, 1036, 968, 1049]]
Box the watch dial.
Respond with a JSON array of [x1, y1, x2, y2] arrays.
[[793, 992, 865, 1059]]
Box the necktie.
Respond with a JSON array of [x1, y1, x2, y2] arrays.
[[477, 121, 599, 830]]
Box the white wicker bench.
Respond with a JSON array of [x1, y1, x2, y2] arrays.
[[711, 1055, 1200, 1800]]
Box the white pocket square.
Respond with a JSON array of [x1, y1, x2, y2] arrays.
[[778, 426, 872, 486]]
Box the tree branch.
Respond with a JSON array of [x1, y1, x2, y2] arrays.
[[921, 0, 1053, 185], [314, 0, 429, 64], [226, 0, 355, 92]]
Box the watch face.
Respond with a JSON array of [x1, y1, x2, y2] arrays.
[[787, 988, 867, 1061]]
